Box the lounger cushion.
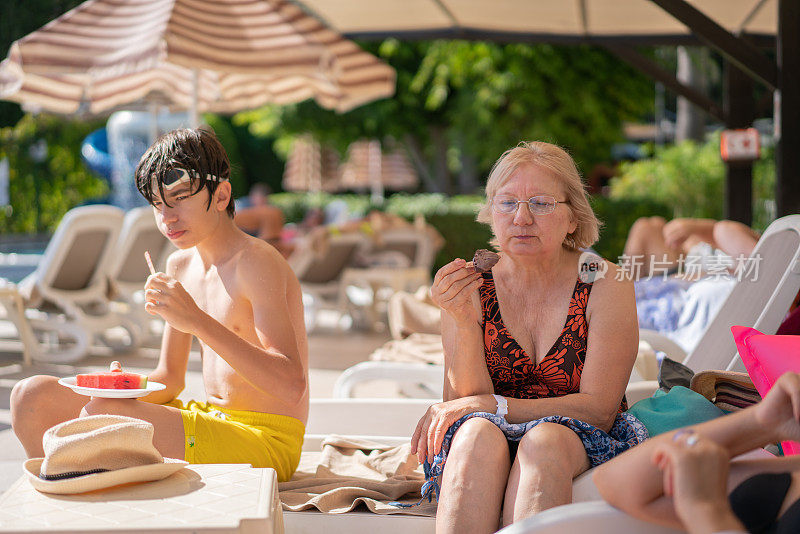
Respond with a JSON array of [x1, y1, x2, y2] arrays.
[[627, 386, 725, 436], [732, 325, 800, 455]]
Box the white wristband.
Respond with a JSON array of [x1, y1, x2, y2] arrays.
[[492, 394, 508, 418]]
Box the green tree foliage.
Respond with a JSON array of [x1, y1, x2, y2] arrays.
[[235, 40, 653, 193], [609, 133, 776, 232], [0, 114, 107, 233], [205, 114, 286, 196]]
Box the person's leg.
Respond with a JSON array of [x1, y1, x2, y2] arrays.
[[623, 216, 681, 277], [713, 220, 759, 258], [436, 417, 511, 534], [502, 423, 590, 526], [594, 372, 800, 528], [81, 398, 185, 460], [11, 375, 87, 457]]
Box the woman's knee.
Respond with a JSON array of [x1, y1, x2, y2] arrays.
[[516, 423, 587, 477], [449, 418, 509, 463]]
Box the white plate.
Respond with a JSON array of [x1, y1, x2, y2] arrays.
[[58, 377, 166, 398]]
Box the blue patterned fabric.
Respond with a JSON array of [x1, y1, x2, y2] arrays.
[[407, 411, 648, 505], [635, 275, 736, 353], [635, 277, 692, 333]]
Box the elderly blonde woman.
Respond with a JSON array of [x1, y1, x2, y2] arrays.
[[410, 141, 646, 533]]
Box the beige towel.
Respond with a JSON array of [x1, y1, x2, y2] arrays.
[[280, 436, 436, 516], [387, 288, 442, 340], [369, 333, 445, 365]]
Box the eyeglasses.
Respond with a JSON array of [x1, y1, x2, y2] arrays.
[[491, 195, 570, 215], [161, 165, 226, 191]]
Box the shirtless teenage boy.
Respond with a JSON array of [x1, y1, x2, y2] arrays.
[[10, 128, 309, 481]]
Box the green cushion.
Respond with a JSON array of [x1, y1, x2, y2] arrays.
[[628, 386, 726, 437]]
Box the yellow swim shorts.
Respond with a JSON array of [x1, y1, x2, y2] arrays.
[[164, 399, 305, 482]]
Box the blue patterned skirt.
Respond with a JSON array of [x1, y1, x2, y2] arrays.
[[413, 411, 648, 504]]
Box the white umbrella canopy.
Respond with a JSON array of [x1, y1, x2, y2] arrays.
[[293, 0, 775, 40], [0, 0, 396, 118]]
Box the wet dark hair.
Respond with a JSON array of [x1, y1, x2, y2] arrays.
[[135, 127, 234, 218]]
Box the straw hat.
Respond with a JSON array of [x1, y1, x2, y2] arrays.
[[690, 370, 759, 405], [24, 415, 187, 495]]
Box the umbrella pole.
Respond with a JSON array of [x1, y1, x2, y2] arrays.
[[148, 101, 159, 143], [369, 139, 384, 204], [190, 69, 199, 128]]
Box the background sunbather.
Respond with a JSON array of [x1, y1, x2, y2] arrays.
[[625, 217, 762, 353], [234, 183, 292, 257], [411, 141, 643, 533], [594, 371, 800, 534], [623, 216, 759, 279]]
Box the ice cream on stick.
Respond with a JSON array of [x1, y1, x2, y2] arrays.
[[472, 249, 500, 273]]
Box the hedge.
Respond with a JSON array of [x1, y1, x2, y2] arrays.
[[270, 192, 669, 272]]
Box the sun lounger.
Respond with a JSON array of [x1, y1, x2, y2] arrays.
[[339, 227, 443, 330], [295, 398, 773, 533], [107, 206, 172, 344], [1, 205, 139, 363], [495, 501, 683, 534], [290, 231, 371, 331]]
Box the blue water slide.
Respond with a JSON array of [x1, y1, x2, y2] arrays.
[[81, 128, 114, 179]]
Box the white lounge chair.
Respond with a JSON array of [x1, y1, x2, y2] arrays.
[[496, 501, 682, 534], [295, 347, 771, 533], [7, 205, 140, 363], [338, 227, 442, 330], [332, 214, 800, 400], [107, 206, 172, 344], [368, 227, 440, 272], [290, 231, 371, 331]]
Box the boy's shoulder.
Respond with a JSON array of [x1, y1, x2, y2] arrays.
[[165, 247, 195, 276], [234, 235, 295, 287]]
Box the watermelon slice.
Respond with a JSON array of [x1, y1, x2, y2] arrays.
[[76, 361, 148, 389]]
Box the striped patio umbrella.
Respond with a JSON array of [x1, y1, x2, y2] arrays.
[[339, 139, 418, 195], [283, 136, 418, 200], [282, 135, 341, 193], [0, 0, 395, 122]]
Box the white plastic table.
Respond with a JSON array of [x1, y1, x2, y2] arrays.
[[0, 464, 283, 533]]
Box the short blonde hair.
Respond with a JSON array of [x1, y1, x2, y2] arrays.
[[477, 141, 601, 251]]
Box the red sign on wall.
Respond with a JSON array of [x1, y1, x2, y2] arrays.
[[720, 128, 760, 161]]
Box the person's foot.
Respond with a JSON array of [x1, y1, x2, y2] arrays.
[[754, 372, 800, 443]]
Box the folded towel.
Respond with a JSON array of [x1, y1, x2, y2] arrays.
[[280, 435, 436, 516]]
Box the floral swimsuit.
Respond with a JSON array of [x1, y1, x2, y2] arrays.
[[480, 270, 627, 410], [405, 270, 646, 505]]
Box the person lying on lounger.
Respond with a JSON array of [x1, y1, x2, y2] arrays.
[[594, 371, 800, 534], [11, 127, 309, 482], [623, 217, 764, 353], [410, 141, 646, 533], [622, 216, 760, 280]]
